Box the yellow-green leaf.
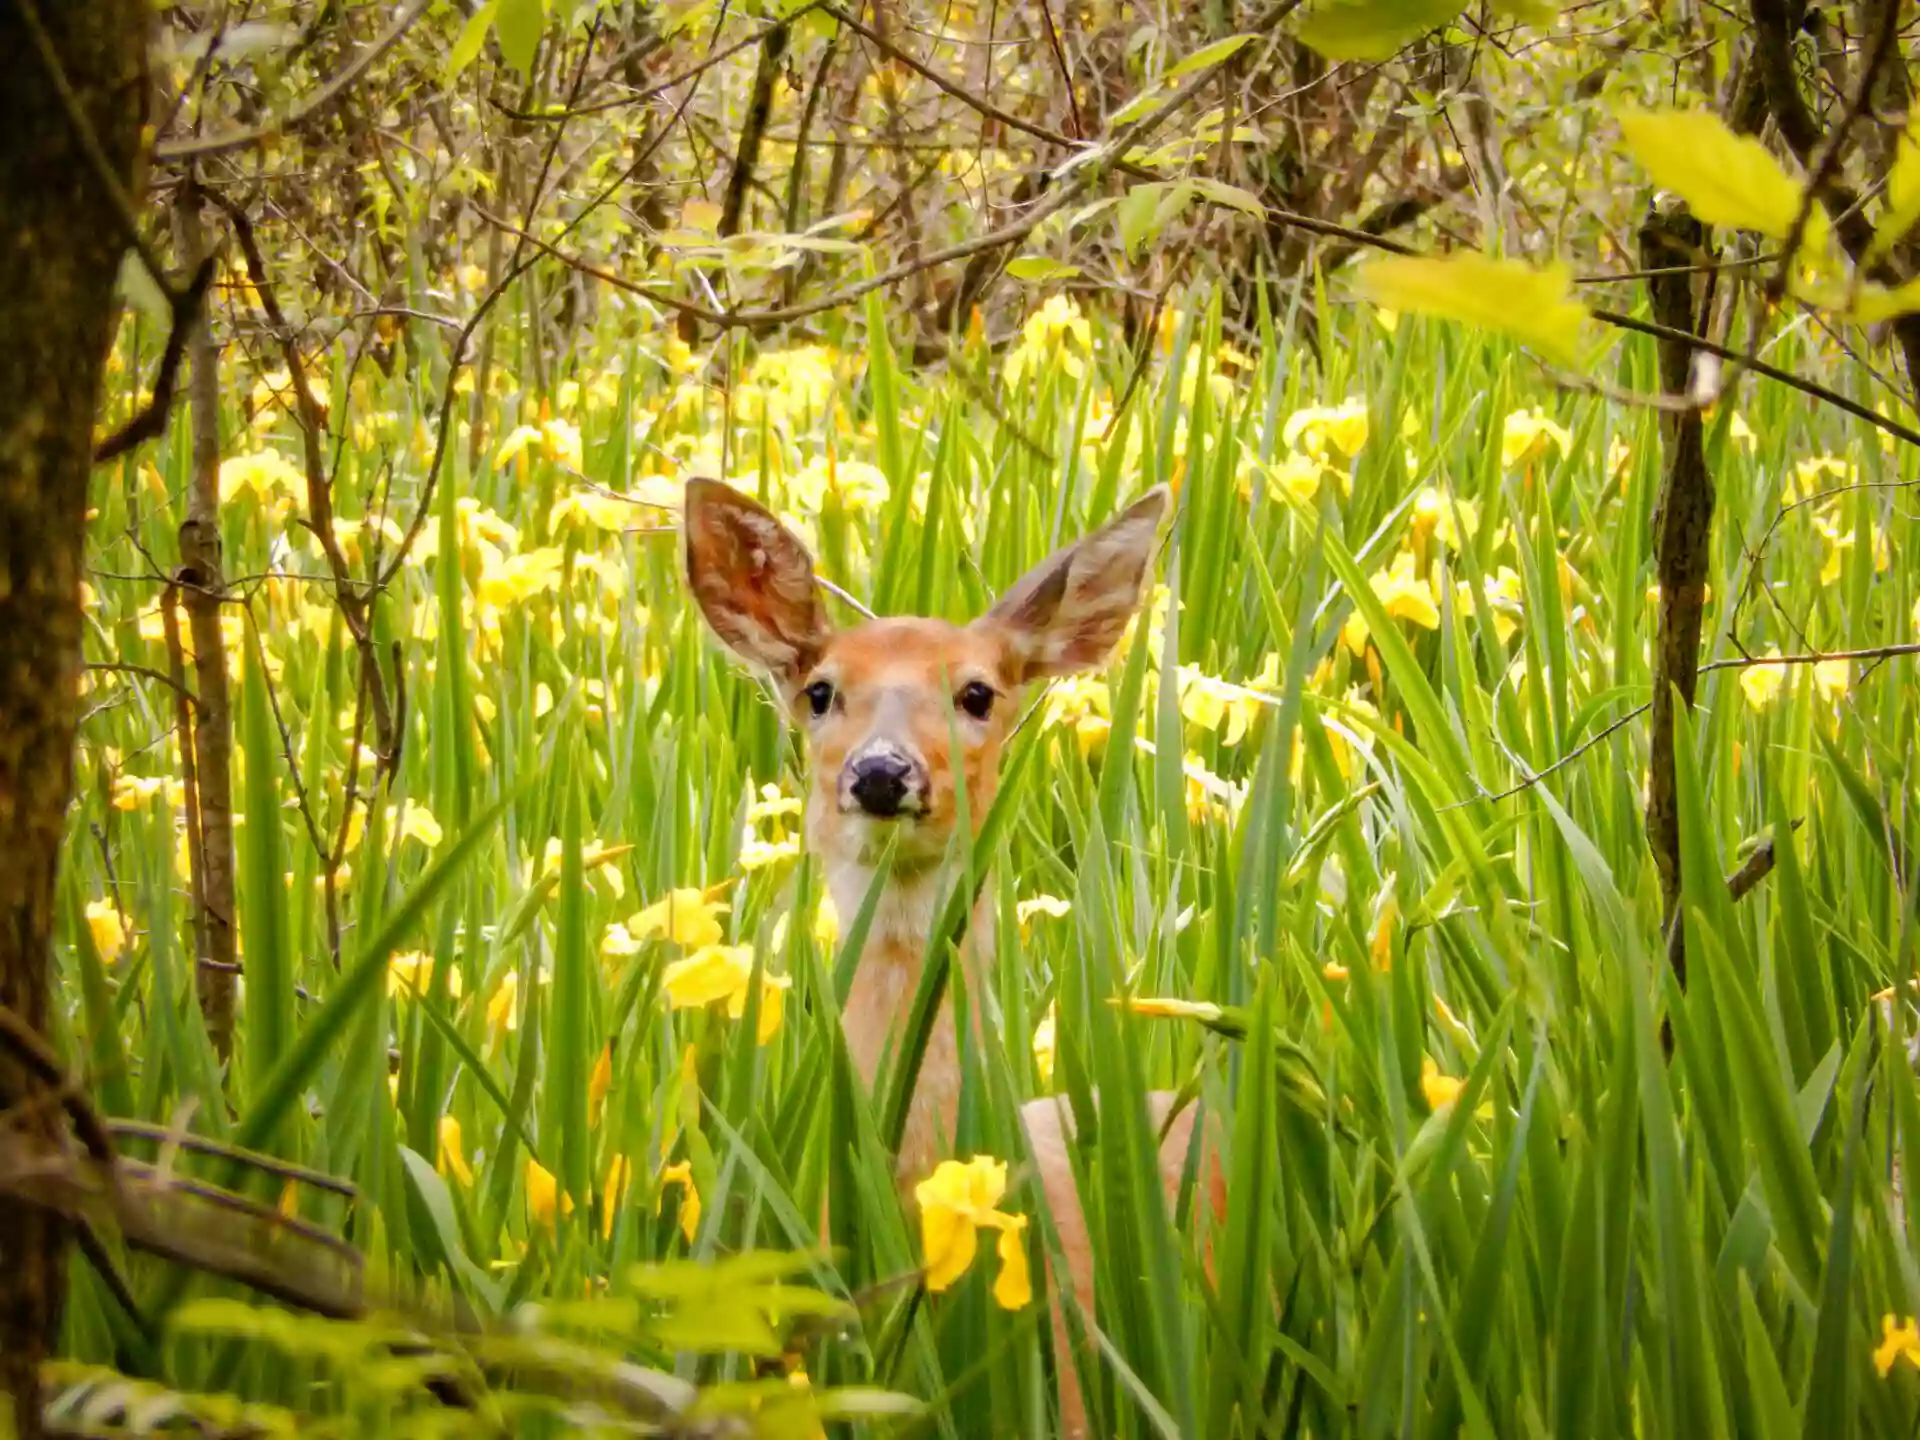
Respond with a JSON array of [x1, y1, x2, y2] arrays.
[[1871, 114, 1920, 261], [445, 0, 499, 82], [1191, 178, 1265, 219], [1006, 257, 1083, 282], [680, 198, 723, 233], [1295, 0, 1466, 61], [1117, 181, 1197, 259], [495, 0, 546, 75], [1616, 107, 1823, 251], [1167, 34, 1254, 80], [1108, 88, 1163, 128], [1357, 253, 1589, 366], [1847, 278, 1920, 325]]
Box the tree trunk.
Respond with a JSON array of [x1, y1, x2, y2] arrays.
[[1640, 201, 1716, 993], [171, 190, 240, 1061], [0, 0, 150, 1432]]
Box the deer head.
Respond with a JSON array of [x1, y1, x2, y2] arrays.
[[683, 479, 1169, 874]]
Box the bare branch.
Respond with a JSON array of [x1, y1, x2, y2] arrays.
[[92, 258, 216, 464], [155, 0, 434, 161]]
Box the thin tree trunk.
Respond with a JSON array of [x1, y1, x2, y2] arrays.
[[721, 20, 791, 240], [171, 190, 239, 1061], [467, 150, 508, 473], [0, 1, 149, 1431], [1640, 202, 1716, 992]]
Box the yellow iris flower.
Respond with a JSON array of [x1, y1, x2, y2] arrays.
[[661, 944, 790, 1043], [1283, 399, 1370, 461], [388, 951, 462, 1000], [438, 1114, 473, 1186], [1032, 1005, 1056, 1086], [109, 775, 168, 812], [85, 899, 126, 964], [1420, 1056, 1465, 1112], [1500, 407, 1571, 470], [658, 1159, 701, 1243], [1876, 1315, 1920, 1377], [1739, 652, 1788, 710], [914, 1156, 1031, 1309], [629, 886, 729, 950], [526, 1157, 573, 1231], [1015, 895, 1071, 930]]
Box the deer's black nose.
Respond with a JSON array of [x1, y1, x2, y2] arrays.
[[849, 752, 915, 817]]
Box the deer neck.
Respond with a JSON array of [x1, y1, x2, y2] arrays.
[[825, 853, 994, 1178]]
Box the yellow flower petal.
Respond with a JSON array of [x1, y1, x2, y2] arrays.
[[1370, 551, 1440, 630], [527, 1157, 572, 1231], [1032, 1005, 1057, 1086], [603, 1154, 632, 1240], [630, 886, 729, 949], [84, 899, 127, 964], [658, 1159, 701, 1243], [662, 944, 754, 1009], [1121, 996, 1223, 1022], [1813, 658, 1849, 702], [1876, 1314, 1920, 1377], [1371, 895, 1398, 969], [110, 774, 167, 812], [992, 1217, 1032, 1310], [722, 967, 792, 1044], [917, 1188, 979, 1292], [1015, 895, 1072, 928], [1420, 1055, 1465, 1112], [589, 1043, 614, 1123], [1739, 653, 1787, 710], [438, 1114, 473, 1187]]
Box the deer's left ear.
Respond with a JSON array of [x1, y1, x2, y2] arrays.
[[982, 486, 1169, 683], [684, 478, 831, 685]]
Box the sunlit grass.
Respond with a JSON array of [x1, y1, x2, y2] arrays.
[[63, 283, 1920, 1435]]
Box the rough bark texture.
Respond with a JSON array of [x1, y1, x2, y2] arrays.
[[171, 192, 240, 1060], [1640, 203, 1715, 989], [719, 20, 790, 240], [0, 0, 149, 1431], [1747, 0, 1920, 396]]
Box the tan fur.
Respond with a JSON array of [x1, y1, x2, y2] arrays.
[[685, 480, 1219, 1438]]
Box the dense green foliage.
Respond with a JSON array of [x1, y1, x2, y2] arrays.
[[62, 277, 1920, 1433], [23, 0, 1920, 1435]]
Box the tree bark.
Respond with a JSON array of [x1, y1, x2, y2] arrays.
[[170, 190, 240, 1061], [1640, 202, 1716, 992], [720, 19, 791, 240], [1747, 0, 1920, 397], [0, 0, 150, 1432]]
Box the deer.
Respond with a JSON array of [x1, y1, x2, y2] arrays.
[[683, 476, 1221, 1438]]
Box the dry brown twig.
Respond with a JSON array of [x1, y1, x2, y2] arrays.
[[154, 0, 435, 161]]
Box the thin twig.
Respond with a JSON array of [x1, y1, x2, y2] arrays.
[[93, 259, 217, 463], [105, 1120, 357, 1198], [160, 584, 213, 992], [470, 19, 1269, 332], [155, 0, 434, 160], [1698, 640, 1920, 673], [488, 3, 827, 122], [244, 606, 329, 862], [85, 662, 200, 709], [1767, 0, 1904, 302], [1589, 306, 1920, 450], [821, 2, 1081, 153]]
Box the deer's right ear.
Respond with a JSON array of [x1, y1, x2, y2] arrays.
[[683, 478, 830, 685], [985, 485, 1169, 683]]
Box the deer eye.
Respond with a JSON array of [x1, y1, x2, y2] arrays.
[[802, 679, 835, 717], [957, 681, 996, 720]]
